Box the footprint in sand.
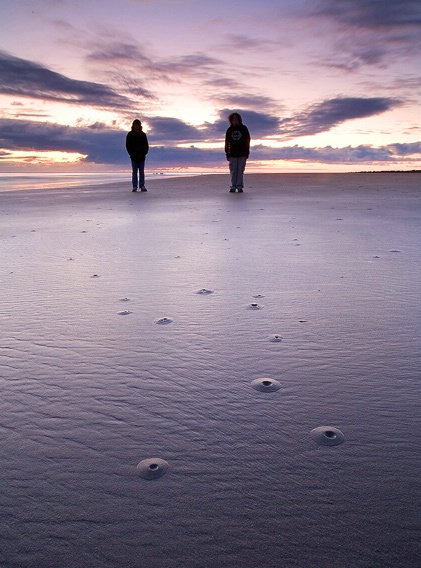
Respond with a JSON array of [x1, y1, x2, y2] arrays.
[[118, 310, 132, 316], [310, 426, 345, 446], [251, 378, 281, 392], [195, 288, 214, 295], [155, 317, 173, 325], [91, 274, 100, 278], [247, 302, 264, 310], [137, 458, 169, 480], [269, 334, 283, 343]]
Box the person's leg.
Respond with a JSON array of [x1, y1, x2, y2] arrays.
[[236, 157, 247, 190], [131, 160, 138, 190], [139, 159, 146, 189], [229, 157, 238, 190]]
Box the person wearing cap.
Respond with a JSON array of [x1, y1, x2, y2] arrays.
[[225, 112, 250, 193], [126, 119, 149, 192]]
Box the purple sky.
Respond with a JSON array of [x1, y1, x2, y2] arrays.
[[1, 0, 420, 172]]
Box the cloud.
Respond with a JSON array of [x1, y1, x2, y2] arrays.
[[386, 142, 421, 155], [82, 39, 229, 111], [201, 109, 282, 140], [0, 50, 131, 109], [279, 97, 401, 139], [87, 40, 222, 82], [209, 92, 284, 114], [145, 109, 281, 142], [204, 77, 243, 90], [308, 1, 421, 72], [0, 118, 124, 163], [1, 116, 420, 170], [313, 0, 421, 29], [252, 142, 421, 164], [146, 117, 203, 142], [0, 117, 215, 165], [217, 33, 281, 53]]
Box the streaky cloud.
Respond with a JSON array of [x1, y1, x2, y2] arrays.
[[0, 50, 130, 109], [309, 0, 421, 71], [252, 143, 421, 164], [87, 40, 222, 81], [218, 33, 281, 52], [279, 96, 401, 139], [204, 77, 243, 89], [210, 93, 283, 113], [312, 0, 421, 29]]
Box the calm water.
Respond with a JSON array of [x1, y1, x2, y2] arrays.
[[0, 171, 202, 192]]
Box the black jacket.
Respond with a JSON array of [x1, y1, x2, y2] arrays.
[[126, 130, 149, 161], [225, 124, 250, 158]]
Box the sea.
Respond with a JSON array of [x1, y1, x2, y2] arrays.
[[0, 171, 202, 192]]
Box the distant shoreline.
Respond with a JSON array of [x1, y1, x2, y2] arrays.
[[356, 169, 420, 174]]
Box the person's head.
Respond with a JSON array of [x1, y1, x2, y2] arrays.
[[228, 112, 242, 126], [131, 119, 142, 131]]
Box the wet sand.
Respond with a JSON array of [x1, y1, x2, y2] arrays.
[[1, 173, 420, 567]]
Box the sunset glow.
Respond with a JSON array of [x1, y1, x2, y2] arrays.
[[1, 0, 420, 172], [1, 150, 87, 164]]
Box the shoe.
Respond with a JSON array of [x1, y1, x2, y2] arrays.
[[229, 187, 236, 193], [237, 187, 244, 192], [132, 188, 137, 192], [140, 186, 147, 192]]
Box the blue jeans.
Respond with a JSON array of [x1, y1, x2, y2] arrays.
[[131, 159, 145, 189], [229, 156, 247, 188]]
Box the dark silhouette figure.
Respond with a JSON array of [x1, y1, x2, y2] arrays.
[[225, 112, 250, 192], [126, 119, 149, 192]]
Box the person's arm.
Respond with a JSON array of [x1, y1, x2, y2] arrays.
[[126, 133, 132, 157], [225, 129, 230, 159], [244, 126, 250, 158]]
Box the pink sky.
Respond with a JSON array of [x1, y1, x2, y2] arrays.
[[0, 0, 420, 172]]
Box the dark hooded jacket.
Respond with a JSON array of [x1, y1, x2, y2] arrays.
[[225, 124, 250, 158], [126, 128, 149, 162]]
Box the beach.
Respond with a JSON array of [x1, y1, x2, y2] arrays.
[[1, 173, 420, 568]]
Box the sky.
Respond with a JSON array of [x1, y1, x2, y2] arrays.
[[0, 0, 420, 173]]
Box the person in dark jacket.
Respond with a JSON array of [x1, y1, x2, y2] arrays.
[[225, 112, 250, 193], [126, 119, 149, 192]]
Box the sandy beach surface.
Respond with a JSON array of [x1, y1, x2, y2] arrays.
[[1, 173, 420, 567]]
